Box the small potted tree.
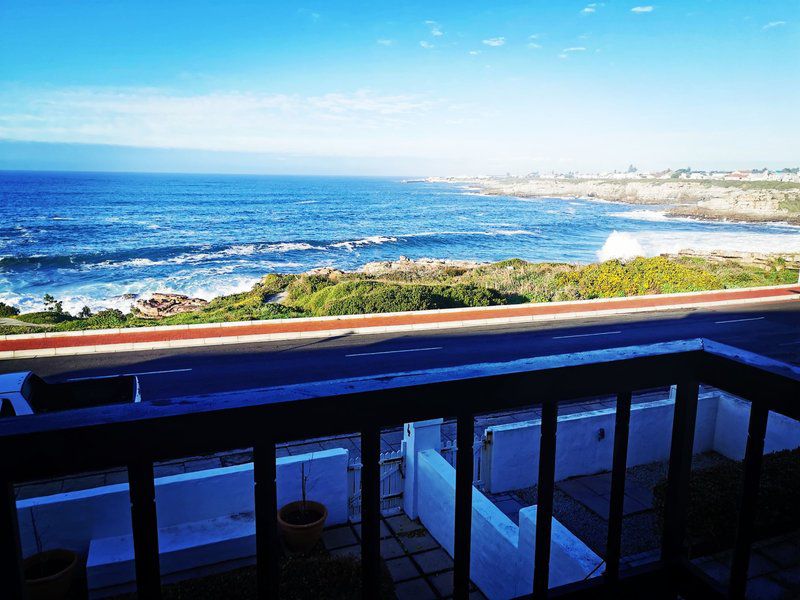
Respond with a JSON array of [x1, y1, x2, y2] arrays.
[[23, 511, 78, 600], [277, 459, 328, 552]]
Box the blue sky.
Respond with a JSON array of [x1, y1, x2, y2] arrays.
[[0, 1, 798, 175]]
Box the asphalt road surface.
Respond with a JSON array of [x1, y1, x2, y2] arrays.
[[1, 301, 798, 402]]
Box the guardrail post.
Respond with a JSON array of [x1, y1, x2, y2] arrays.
[[254, 441, 280, 599], [534, 400, 558, 598], [605, 391, 632, 583], [729, 403, 769, 599], [1, 476, 26, 600], [661, 381, 699, 573], [127, 459, 162, 599], [454, 413, 474, 599]]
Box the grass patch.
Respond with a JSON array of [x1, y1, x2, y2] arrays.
[[2, 256, 796, 336], [653, 448, 800, 555]]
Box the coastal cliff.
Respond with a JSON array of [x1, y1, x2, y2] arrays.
[[432, 177, 800, 225]]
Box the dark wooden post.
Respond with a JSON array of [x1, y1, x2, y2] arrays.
[[361, 426, 381, 600], [534, 400, 558, 598], [729, 403, 769, 599], [127, 459, 162, 599], [661, 382, 699, 577], [453, 413, 475, 599], [1, 476, 26, 600], [255, 441, 280, 599], [605, 391, 632, 583]]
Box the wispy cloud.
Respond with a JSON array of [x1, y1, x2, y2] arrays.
[[482, 37, 506, 47], [562, 47, 587, 52], [631, 6, 654, 13], [376, 39, 394, 46], [419, 40, 434, 49], [425, 20, 443, 37], [581, 3, 603, 14], [0, 87, 443, 156], [468, 50, 481, 55], [528, 42, 542, 49], [762, 20, 787, 30]]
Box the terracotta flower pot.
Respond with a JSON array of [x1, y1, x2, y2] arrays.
[[23, 549, 78, 600], [277, 500, 328, 553]]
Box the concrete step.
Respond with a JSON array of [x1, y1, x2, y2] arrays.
[[87, 511, 256, 592]]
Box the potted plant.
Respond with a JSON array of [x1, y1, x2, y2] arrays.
[[277, 459, 328, 552], [23, 511, 78, 600]]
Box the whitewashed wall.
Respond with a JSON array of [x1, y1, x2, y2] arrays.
[[713, 394, 800, 460], [482, 390, 800, 494], [415, 449, 601, 600], [16, 448, 349, 558]]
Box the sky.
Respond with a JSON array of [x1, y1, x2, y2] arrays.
[[0, 0, 798, 176]]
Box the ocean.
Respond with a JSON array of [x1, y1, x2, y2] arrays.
[[1, 171, 798, 314]]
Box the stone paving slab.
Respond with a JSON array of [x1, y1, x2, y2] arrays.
[[693, 531, 800, 599], [322, 518, 475, 599]]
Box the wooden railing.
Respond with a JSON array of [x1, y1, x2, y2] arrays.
[[1, 338, 799, 599]]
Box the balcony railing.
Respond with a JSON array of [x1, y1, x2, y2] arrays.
[[1, 338, 799, 600]]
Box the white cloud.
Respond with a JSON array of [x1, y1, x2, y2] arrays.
[[425, 20, 443, 37], [468, 50, 481, 55], [762, 21, 786, 30], [419, 40, 434, 49], [562, 47, 587, 52], [631, 6, 654, 13], [482, 37, 506, 47], [0, 87, 446, 157], [528, 43, 542, 49], [376, 39, 394, 46], [558, 54, 568, 59], [581, 3, 603, 14]]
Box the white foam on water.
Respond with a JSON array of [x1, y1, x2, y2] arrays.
[[597, 231, 645, 261], [609, 210, 671, 223], [266, 242, 325, 252], [597, 229, 800, 261], [330, 236, 398, 251]]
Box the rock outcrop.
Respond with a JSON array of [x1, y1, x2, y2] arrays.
[[431, 177, 800, 225], [133, 293, 208, 318], [360, 256, 483, 276], [667, 250, 800, 270]]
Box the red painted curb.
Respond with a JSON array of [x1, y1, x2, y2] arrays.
[[2, 287, 798, 352]]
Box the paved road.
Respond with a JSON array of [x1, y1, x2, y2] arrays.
[[1, 301, 798, 401]]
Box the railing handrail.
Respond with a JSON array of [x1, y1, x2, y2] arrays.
[[2, 338, 800, 600], [1, 338, 799, 485]]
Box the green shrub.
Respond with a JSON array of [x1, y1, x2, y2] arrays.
[[285, 275, 337, 303], [653, 448, 800, 553], [290, 280, 505, 316], [16, 311, 76, 324], [0, 302, 20, 318], [556, 256, 722, 299]]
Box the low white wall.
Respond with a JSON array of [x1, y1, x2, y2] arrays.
[[517, 506, 605, 590], [484, 390, 781, 494], [713, 394, 800, 460], [16, 448, 349, 558], [416, 449, 601, 600]]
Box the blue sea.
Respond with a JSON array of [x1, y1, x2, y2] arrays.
[[1, 171, 798, 314]]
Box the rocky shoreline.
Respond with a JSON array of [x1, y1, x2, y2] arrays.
[[429, 177, 800, 225]]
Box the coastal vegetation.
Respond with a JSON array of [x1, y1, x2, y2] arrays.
[[1, 255, 796, 336]]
